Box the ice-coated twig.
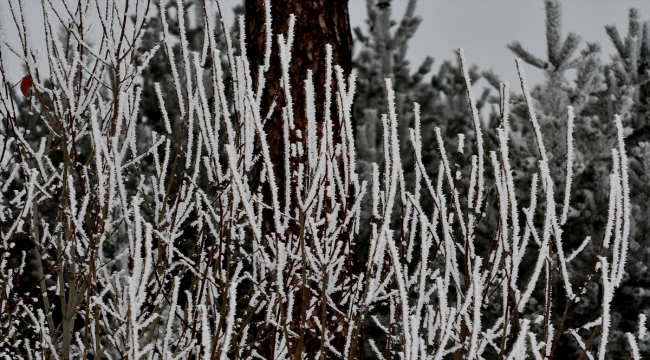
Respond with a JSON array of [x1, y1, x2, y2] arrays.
[[627, 332, 641, 360], [639, 314, 647, 340], [566, 236, 591, 263], [598, 257, 612, 360], [459, 48, 485, 215], [516, 59, 548, 161], [560, 106, 575, 225]]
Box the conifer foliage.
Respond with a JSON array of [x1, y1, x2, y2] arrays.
[[0, 0, 645, 359], [505, 2, 650, 357]]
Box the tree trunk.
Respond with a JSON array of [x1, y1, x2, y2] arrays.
[[245, 0, 354, 357], [245, 0, 353, 233]]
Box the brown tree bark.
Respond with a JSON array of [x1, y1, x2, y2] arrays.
[[246, 0, 353, 234], [245, 0, 355, 357]]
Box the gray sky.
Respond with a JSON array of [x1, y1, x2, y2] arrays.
[[372, 0, 650, 88], [2, 0, 650, 90]]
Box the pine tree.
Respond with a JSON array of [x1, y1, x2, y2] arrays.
[[601, 8, 650, 358], [506, 1, 650, 357]]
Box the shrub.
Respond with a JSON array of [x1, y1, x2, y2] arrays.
[[0, 0, 644, 358]]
